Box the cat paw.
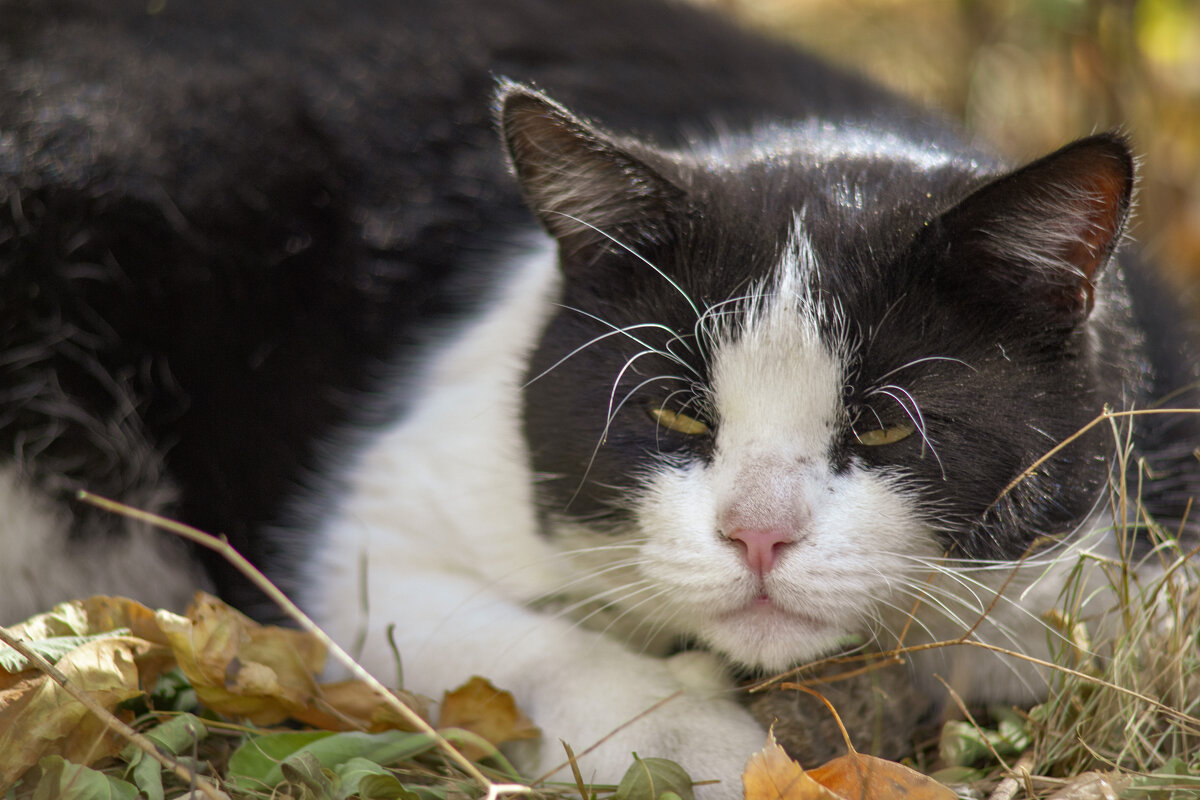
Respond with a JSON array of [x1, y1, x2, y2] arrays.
[[523, 650, 765, 800]]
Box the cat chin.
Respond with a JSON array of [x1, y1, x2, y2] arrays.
[[697, 601, 853, 672]]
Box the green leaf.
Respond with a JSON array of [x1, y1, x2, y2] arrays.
[[229, 730, 439, 790], [145, 713, 208, 754], [333, 759, 426, 800], [439, 728, 523, 777], [612, 755, 694, 800], [118, 714, 208, 800], [229, 730, 339, 789], [33, 756, 139, 800], [148, 669, 199, 713], [126, 753, 163, 800], [938, 720, 994, 766], [0, 630, 133, 673], [281, 751, 339, 800], [335, 758, 395, 800]]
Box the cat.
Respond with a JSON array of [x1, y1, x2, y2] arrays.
[[2, 0, 1199, 794]]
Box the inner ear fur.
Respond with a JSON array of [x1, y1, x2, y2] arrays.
[[936, 133, 1135, 320], [497, 82, 682, 261]]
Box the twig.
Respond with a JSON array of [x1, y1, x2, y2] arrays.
[[76, 491, 527, 799], [990, 408, 1200, 507], [758, 632, 1198, 732], [935, 675, 1013, 772], [0, 624, 228, 800], [908, 638, 1200, 729], [987, 752, 1036, 800]]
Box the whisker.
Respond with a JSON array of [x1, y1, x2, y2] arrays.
[[871, 355, 976, 385], [870, 384, 945, 478], [524, 320, 695, 387], [546, 211, 701, 320]]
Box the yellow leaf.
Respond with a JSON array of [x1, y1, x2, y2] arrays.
[[807, 752, 958, 800], [0, 636, 167, 787], [156, 592, 326, 725], [742, 731, 839, 800], [437, 676, 540, 759], [9, 595, 167, 645]]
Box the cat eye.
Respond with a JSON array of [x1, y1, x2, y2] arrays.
[[649, 407, 710, 435], [854, 424, 915, 446]]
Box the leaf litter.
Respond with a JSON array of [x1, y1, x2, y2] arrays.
[[5, 431, 1200, 800], [0, 590, 962, 800]]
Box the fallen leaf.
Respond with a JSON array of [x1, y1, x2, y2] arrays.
[[33, 755, 140, 800], [0, 636, 169, 787], [155, 592, 326, 725], [8, 596, 164, 643], [227, 730, 439, 791], [120, 714, 209, 800], [612, 755, 695, 800], [742, 732, 839, 800], [333, 757, 416, 799], [0, 596, 169, 690], [280, 751, 338, 800], [294, 679, 430, 732], [807, 752, 958, 800], [437, 676, 540, 759]]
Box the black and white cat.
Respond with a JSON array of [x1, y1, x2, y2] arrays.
[[2, 0, 1198, 793]]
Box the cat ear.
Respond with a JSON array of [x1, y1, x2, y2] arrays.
[[497, 82, 681, 259], [936, 134, 1134, 320]]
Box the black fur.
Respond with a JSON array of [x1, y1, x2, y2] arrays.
[[2, 0, 1197, 617], [509, 95, 1198, 561]]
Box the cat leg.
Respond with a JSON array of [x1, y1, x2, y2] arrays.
[[319, 571, 764, 800]]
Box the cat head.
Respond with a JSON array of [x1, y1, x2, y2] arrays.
[[498, 82, 1134, 669]]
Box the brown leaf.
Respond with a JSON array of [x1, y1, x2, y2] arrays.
[[156, 592, 327, 725], [806, 752, 958, 800], [742, 731, 840, 800], [0, 636, 167, 786], [293, 679, 431, 732], [8, 595, 167, 645], [437, 676, 540, 759]]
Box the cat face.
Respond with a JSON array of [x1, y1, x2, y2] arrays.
[[502, 84, 1134, 669]]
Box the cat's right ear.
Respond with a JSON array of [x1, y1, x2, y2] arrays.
[[497, 82, 682, 261], [930, 134, 1134, 323]]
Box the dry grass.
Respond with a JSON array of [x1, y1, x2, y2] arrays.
[[5, 5, 1200, 795]]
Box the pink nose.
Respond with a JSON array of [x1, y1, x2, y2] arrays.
[[727, 527, 794, 576]]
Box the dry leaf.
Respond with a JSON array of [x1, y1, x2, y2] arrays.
[[293, 679, 431, 732], [155, 592, 327, 725], [0, 636, 169, 787], [437, 676, 540, 759], [7, 595, 165, 645], [0, 596, 171, 691], [807, 752, 958, 800], [742, 731, 839, 800]]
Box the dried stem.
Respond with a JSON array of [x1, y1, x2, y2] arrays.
[[76, 490, 528, 799]]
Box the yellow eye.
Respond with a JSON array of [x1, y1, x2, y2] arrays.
[[855, 424, 915, 446], [649, 407, 710, 435]]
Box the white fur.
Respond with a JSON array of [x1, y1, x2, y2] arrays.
[[299, 226, 1128, 795], [0, 467, 206, 625], [301, 239, 766, 797], [633, 231, 941, 671]]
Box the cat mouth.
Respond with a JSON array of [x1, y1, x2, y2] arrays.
[[720, 593, 829, 630]]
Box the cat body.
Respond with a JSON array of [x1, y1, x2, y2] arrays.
[[2, 0, 1199, 793]]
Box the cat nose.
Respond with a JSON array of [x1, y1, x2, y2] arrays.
[[726, 527, 795, 576]]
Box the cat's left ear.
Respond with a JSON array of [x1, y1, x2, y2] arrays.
[[497, 82, 683, 261], [934, 133, 1134, 321]]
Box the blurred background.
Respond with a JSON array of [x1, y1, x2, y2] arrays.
[[696, 0, 1200, 291]]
